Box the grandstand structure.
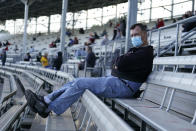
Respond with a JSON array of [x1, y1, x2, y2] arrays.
[[0, 0, 196, 131]]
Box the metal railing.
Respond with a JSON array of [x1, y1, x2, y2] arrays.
[[149, 15, 196, 57]]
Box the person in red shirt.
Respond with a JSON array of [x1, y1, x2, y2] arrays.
[[156, 18, 165, 28], [4, 45, 8, 51]]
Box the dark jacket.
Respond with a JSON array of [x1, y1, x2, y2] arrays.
[[111, 46, 153, 83], [86, 52, 96, 67], [53, 52, 63, 70]]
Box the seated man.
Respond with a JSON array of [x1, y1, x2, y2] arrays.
[[25, 23, 154, 118], [78, 46, 96, 70]]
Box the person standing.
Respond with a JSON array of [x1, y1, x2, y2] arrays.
[[1, 49, 6, 66]]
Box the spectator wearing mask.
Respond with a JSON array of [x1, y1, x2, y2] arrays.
[[25, 23, 153, 118], [52, 52, 63, 70]]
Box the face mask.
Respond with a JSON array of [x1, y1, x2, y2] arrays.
[[131, 36, 143, 47]]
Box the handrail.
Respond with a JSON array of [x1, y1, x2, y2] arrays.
[[151, 15, 196, 32]]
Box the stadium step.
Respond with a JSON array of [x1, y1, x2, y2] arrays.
[[30, 108, 76, 131], [45, 108, 76, 131], [30, 114, 47, 131]]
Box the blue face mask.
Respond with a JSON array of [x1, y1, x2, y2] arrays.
[[131, 36, 143, 47]]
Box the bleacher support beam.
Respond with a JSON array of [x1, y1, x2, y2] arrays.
[[125, 0, 138, 53], [60, 0, 68, 56]]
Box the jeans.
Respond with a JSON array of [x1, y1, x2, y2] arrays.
[[45, 76, 142, 115]]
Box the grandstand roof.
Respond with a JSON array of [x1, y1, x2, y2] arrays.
[[0, 0, 127, 21]]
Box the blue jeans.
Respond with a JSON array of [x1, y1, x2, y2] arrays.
[[46, 76, 142, 115]]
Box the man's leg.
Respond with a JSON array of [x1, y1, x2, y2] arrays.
[[47, 76, 137, 115]]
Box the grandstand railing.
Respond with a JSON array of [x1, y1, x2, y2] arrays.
[[149, 15, 196, 56]]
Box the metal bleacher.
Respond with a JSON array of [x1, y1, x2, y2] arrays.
[[0, 54, 195, 130]]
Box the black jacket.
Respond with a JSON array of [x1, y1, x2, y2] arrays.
[[86, 52, 96, 67], [53, 52, 63, 70], [111, 46, 153, 83]]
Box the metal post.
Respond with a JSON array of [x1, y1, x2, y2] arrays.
[[166, 89, 176, 112], [14, 20, 16, 35], [149, 30, 152, 45], [48, 15, 51, 34], [192, 0, 195, 15], [60, 0, 68, 55], [35, 17, 37, 34], [157, 29, 161, 57], [125, 0, 138, 53], [149, 0, 152, 22], [86, 10, 88, 30], [175, 24, 180, 56], [23, 0, 29, 55], [115, 4, 118, 24], [72, 12, 75, 34], [171, 0, 174, 19], [101, 7, 104, 26]]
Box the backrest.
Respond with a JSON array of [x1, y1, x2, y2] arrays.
[[144, 56, 196, 118]]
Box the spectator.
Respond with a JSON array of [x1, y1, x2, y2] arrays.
[[5, 40, 11, 46], [33, 37, 36, 41], [66, 30, 72, 37], [14, 45, 18, 53], [41, 52, 49, 68], [156, 18, 164, 28], [88, 33, 95, 45], [25, 23, 153, 118], [54, 37, 60, 43], [4, 45, 8, 51], [79, 28, 85, 34], [52, 51, 63, 70], [36, 52, 42, 62], [68, 38, 74, 46], [100, 29, 107, 37], [73, 37, 79, 45], [1, 49, 6, 66], [75, 48, 87, 59], [79, 46, 96, 70], [94, 32, 100, 39], [120, 19, 126, 37], [29, 46, 35, 53], [109, 20, 113, 27], [24, 53, 31, 61], [49, 42, 54, 48], [112, 26, 117, 40], [115, 28, 121, 40], [182, 11, 196, 32], [101, 34, 110, 45]]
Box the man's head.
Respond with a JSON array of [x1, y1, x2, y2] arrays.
[[86, 46, 92, 53], [130, 23, 148, 47]]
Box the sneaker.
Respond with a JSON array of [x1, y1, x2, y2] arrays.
[[25, 89, 50, 118]]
